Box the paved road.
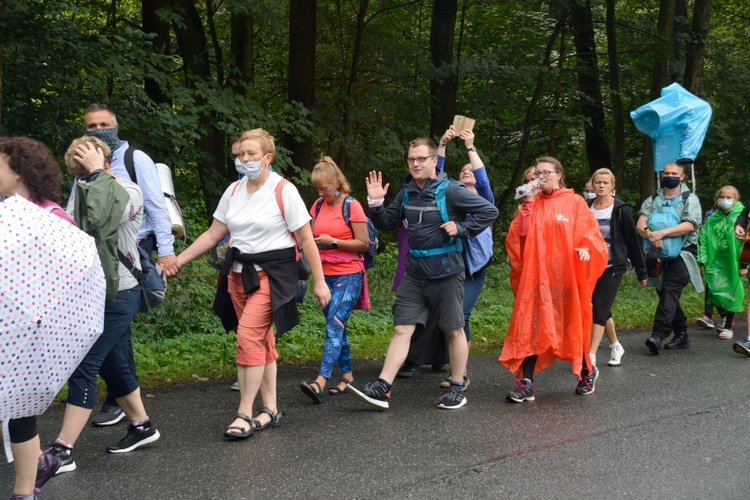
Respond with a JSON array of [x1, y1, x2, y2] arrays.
[[3, 325, 750, 499]]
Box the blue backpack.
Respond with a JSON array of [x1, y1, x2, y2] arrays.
[[643, 192, 691, 260], [314, 196, 378, 269], [400, 179, 462, 258]]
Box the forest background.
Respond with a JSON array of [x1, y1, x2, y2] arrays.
[[0, 0, 745, 384]]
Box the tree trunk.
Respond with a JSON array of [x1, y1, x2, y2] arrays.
[[496, 16, 565, 212], [606, 0, 625, 188], [429, 0, 458, 139], [683, 0, 712, 96], [335, 0, 368, 171], [142, 0, 171, 106], [569, 0, 611, 174], [639, 0, 676, 202], [230, 9, 254, 92], [170, 0, 226, 219], [548, 24, 567, 155], [284, 0, 317, 174]]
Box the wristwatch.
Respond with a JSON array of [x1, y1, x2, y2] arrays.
[[331, 238, 338, 248], [467, 146, 477, 152]]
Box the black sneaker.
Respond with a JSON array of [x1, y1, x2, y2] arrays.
[[41, 443, 76, 476], [396, 362, 420, 378], [576, 366, 599, 395], [437, 388, 467, 409], [35, 446, 62, 489], [348, 381, 391, 409], [106, 422, 161, 453], [506, 380, 535, 403], [92, 403, 126, 426]]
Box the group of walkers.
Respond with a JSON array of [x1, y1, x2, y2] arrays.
[[3, 107, 750, 499]]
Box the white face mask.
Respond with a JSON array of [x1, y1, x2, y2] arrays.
[[718, 199, 735, 211], [583, 192, 596, 200], [235, 154, 267, 180]]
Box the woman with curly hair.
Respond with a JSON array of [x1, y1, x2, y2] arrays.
[[0, 137, 74, 499]]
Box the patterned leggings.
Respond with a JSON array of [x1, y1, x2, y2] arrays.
[[318, 272, 363, 379]]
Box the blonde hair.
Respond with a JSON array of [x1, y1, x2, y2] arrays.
[[239, 128, 275, 156], [715, 185, 740, 205], [590, 168, 616, 188], [64, 136, 111, 178], [311, 156, 351, 194], [523, 166, 536, 183]]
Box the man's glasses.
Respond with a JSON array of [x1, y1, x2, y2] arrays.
[[534, 170, 558, 177], [406, 156, 435, 165]]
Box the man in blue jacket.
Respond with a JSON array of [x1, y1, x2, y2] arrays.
[[83, 104, 177, 425], [348, 138, 498, 410]]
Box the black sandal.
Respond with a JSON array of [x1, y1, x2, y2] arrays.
[[224, 412, 254, 440], [328, 378, 352, 396], [300, 380, 324, 403], [252, 408, 283, 431]]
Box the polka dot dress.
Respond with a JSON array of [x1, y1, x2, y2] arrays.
[[1, 196, 106, 420]]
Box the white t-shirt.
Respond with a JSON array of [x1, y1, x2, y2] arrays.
[[214, 172, 310, 271]]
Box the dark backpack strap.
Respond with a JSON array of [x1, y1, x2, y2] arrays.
[[124, 147, 137, 184], [118, 249, 146, 284], [313, 197, 325, 218], [342, 196, 354, 238]]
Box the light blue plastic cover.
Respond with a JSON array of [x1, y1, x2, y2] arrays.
[[630, 83, 712, 172]]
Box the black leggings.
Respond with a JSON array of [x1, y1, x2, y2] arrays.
[[8, 416, 37, 443], [521, 351, 591, 381]]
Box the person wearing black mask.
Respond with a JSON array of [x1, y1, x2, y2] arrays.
[[82, 103, 177, 426], [635, 162, 703, 354]]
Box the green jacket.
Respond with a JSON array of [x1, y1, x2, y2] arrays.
[[698, 201, 745, 312], [74, 171, 130, 302]]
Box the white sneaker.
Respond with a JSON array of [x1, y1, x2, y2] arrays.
[[608, 343, 625, 366], [718, 329, 733, 340]]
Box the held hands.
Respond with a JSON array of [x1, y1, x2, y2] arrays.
[[735, 226, 746, 242], [313, 280, 331, 308], [73, 141, 106, 173], [158, 254, 180, 277], [575, 247, 590, 261], [639, 279, 648, 287], [366, 171, 389, 200], [741, 269, 748, 277]]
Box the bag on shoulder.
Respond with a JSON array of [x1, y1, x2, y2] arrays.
[[642, 192, 690, 261], [124, 147, 186, 240], [118, 246, 167, 313], [313, 196, 379, 269]]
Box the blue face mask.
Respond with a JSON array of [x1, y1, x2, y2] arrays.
[[718, 199, 735, 211], [235, 154, 267, 180], [661, 176, 681, 189], [86, 127, 120, 152]]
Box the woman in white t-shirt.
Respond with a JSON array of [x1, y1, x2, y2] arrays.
[[173, 129, 330, 440]]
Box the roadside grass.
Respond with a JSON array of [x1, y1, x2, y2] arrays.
[[118, 246, 711, 389]]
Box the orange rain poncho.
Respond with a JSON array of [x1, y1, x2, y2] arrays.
[[500, 188, 608, 377]]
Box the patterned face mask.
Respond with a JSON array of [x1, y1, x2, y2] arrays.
[[86, 127, 120, 152]]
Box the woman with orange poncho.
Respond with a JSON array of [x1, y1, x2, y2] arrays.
[[501, 156, 607, 403]]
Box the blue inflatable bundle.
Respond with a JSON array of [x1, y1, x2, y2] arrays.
[[630, 83, 712, 172]]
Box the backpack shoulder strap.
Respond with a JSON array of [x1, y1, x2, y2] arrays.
[[230, 180, 241, 196], [342, 196, 354, 228], [124, 147, 137, 184], [313, 197, 325, 218], [275, 178, 290, 217], [434, 179, 451, 223]]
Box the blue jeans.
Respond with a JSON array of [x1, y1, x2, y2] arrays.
[[67, 286, 140, 409], [318, 273, 363, 379], [463, 268, 487, 341]]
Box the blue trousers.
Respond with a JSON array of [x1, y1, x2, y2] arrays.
[[67, 286, 140, 409], [318, 272, 363, 379], [462, 268, 487, 341]]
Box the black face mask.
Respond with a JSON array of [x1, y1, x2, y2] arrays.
[[86, 127, 120, 152], [662, 176, 681, 189]]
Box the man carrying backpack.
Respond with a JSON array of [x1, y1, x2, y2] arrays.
[[347, 138, 498, 410], [83, 103, 177, 425], [636, 162, 702, 354]]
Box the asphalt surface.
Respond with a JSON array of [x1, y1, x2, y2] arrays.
[[3, 323, 750, 499]]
